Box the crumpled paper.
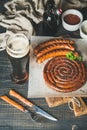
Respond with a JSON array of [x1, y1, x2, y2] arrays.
[[0, 14, 33, 38], [0, 0, 46, 37], [0, 0, 45, 51]]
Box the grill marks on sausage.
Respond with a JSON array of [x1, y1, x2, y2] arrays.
[[37, 49, 78, 63], [34, 39, 76, 63], [36, 43, 75, 57], [43, 56, 87, 92], [34, 39, 75, 55]]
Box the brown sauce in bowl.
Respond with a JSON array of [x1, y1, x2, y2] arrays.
[[64, 14, 80, 25]]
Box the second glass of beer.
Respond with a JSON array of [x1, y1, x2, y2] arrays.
[[6, 33, 30, 84]]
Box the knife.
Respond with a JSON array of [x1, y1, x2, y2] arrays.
[[9, 89, 58, 121]]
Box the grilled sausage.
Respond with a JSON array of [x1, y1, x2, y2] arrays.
[[37, 49, 78, 63], [36, 43, 75, 57], [43, 56, 87, 93], [34, 39, 75, 55]]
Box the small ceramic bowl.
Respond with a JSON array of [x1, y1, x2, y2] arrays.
[[80, 20, 87, 39], [62, 9, 83, 31]]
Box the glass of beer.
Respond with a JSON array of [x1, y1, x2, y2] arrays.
[[6, 33, 30, 84]]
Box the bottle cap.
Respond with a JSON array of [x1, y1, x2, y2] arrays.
[[57, 9, 62, 15]]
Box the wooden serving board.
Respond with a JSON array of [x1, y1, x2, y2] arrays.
[[28, 36, 87, 98]]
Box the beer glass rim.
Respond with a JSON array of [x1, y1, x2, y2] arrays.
[[6, 33, 29, 58]]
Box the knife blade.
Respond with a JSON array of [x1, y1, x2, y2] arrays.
[[32, 105, 57, 121], [9, 89, 58, 121]]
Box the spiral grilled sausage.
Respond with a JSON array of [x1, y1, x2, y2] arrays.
[[43, 56, 87, 93], [34, 39, 75, 55], [37, 49, 78, 63]]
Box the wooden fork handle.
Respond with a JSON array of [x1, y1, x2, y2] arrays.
[[0, 95, 26, 112]]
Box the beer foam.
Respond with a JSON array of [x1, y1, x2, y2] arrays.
[[9, 40, 26, 51], [6, 34, 29, 58]]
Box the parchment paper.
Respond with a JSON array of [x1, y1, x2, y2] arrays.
[[28, 36, 87, 98]]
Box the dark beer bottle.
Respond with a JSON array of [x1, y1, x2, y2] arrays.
[[42, 8, 62, 36], [42, 0, 62, 36], [35, 0, 62, 36]]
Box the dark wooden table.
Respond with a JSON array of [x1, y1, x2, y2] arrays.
[[0, 2, 87, 129], [0, 48, 87, 130]]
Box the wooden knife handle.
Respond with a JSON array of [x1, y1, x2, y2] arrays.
[[0, 95, 26, 112], [9, 90, 33, 107]]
